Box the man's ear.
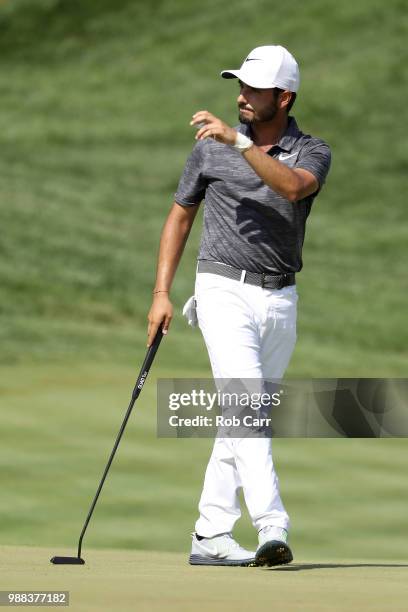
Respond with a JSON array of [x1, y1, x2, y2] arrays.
[[279, 90, 293, 111]]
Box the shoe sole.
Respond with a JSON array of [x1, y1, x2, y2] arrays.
[[255, 540, 293, 567], [189, 554, 256, 567]]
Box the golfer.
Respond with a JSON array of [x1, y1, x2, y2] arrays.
[[147, 45, 331, 566]]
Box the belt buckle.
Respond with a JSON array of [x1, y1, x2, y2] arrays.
[[261, 272, 287, 289]]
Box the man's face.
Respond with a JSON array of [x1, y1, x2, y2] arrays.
[[237, 80, 280, 124]]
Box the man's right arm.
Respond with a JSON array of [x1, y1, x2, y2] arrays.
[[147, 202, 200, 346]]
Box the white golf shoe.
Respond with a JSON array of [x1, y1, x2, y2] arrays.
[[189, 532, 256, 566], [255, 525, 293, 567]]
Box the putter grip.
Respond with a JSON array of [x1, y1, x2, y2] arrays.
[[146, 325, 164, 363], [132, 326, 164, 401]]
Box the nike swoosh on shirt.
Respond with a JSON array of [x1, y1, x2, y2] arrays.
[[278, 152, 298, 161], [245, 58, 261, 62]]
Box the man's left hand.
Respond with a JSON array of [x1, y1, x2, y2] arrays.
[[190, 111, 237, 145]]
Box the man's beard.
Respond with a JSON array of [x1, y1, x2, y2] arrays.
[[238, 102, 278, 125]]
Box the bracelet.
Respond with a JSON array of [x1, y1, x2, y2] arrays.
[[233, 132, 254, 153], [153, 290, 169, 295]]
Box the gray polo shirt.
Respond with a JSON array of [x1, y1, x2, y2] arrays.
[[174, 116, 331, 274]]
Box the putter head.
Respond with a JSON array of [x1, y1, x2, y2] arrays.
[[50, 556, 85, 565]]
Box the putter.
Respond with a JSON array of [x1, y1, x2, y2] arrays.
[[50, 326, 164, 565]]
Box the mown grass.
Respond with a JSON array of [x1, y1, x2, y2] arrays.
[[1, 364, 408, 560], [0, 546, 407, 612], [2, 545, 408, 612], [0, 0, 407, 565], [0, 0, 407, 373]]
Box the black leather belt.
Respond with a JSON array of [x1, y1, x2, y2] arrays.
[[197, 260, 295, 290]]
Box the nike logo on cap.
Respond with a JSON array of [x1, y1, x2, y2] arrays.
[[245, 58, 261, 62]]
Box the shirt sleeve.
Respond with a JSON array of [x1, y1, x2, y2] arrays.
[[295, 138, 332, 190], [174, 140, 208, 206]]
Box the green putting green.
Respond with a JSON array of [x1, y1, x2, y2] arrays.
[[1, 545, 408, 612]]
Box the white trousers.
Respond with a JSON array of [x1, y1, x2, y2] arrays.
[[194, 269, 298, 537]]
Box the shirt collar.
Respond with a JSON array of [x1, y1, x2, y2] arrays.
[[277, 116, 301, 152], [240, 115, 301, 152]]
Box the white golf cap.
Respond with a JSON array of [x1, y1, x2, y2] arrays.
[[221, 45, 300, 92]]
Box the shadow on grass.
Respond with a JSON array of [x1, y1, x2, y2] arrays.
[[266, 562, 408, 571]]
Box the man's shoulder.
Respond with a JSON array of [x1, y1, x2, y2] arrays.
[[185, 135, 213, 164], [295, 133, 332, 172], [300, 133, 330, 150], [292, 119, 332, 183]]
